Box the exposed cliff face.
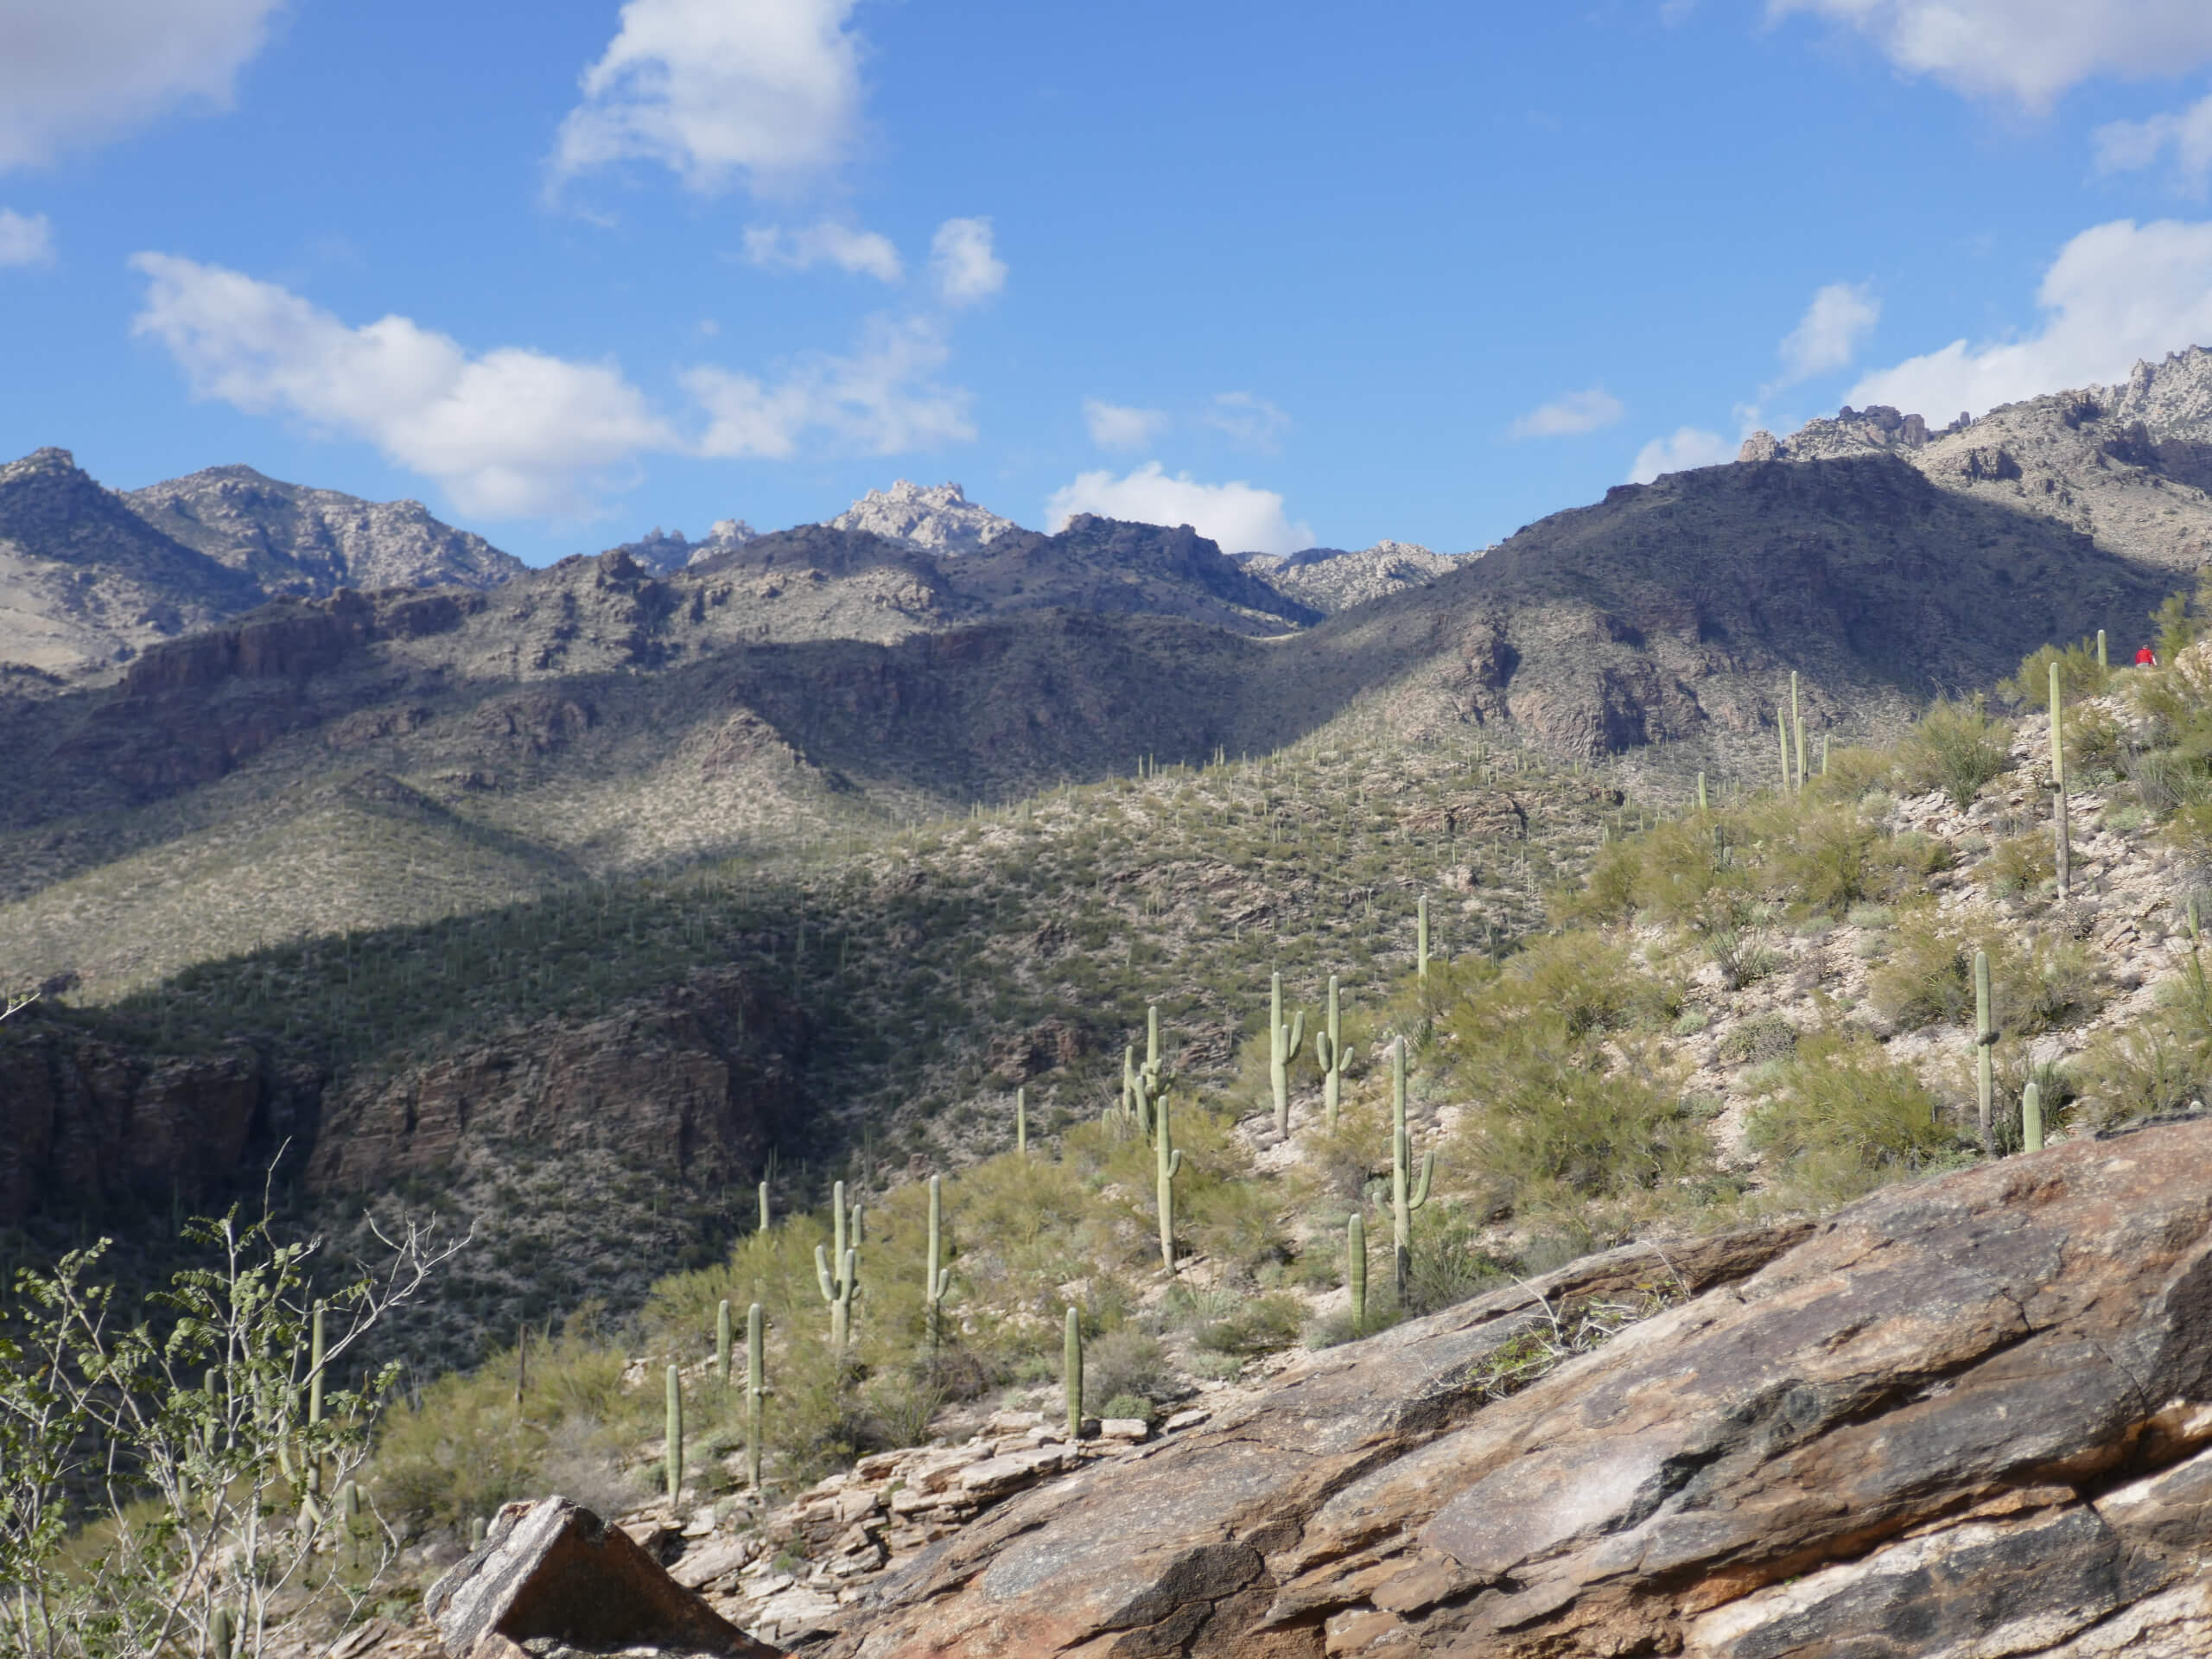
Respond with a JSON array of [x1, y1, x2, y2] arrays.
[[827, 480, 1020, 553], [307, 969, 810, 1196], [824, 1116, 2212, 1658]]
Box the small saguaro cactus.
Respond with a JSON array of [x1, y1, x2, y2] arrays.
[[302, 1300, 327, 1518], [745, 1302, 769, 1492], [1268, 971, 1306, 1137], [664, 1363, 683, 1502], [1417, 895, 1431, 981], [1974, 949, 1996, 1151], [1776, 706, 1790, 794], [340, 1478, 364, 1571], [758, 1180, 772, 1232], [211, 1606, 235, 1659], [815, 1179, 861, 1351], [924, 1175, 951, 1348], [2050, 658, 2071, 901], [2022, 1079, 2045, 1154], [470, 1515, 487, 1550], [2098, 628, 2108, 669], [1696, 771, 1708, 813], [1155, 1089, 1187, 1274], [1346, 1210, 1368, 1337], [1015, 1086, 1028, 1155], [1390, 1038, 1435, 1305], [1065, 1307, 1084, 1442], [716, 1300, 733, 1386], [1313, 974, 1348, 1130]]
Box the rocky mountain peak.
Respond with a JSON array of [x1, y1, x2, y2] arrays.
[[611, 518, 758, 575], [828, 480, 1020, 554], [1238, 538, 1460, 614], [2107, 343, 2212, 436]]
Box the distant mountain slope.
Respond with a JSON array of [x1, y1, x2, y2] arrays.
[[827, 480, 1020, 552], [1239, 540, 1462, 613], [0, 448, 264, 675], [1744, 345, 2212, 576], [124, 463, 524, 594]]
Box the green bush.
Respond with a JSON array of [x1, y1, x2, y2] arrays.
[[1895, 700, 2014, 810], [1747, 1029, 1958, 1205], [1999, 639, 2109, 709]]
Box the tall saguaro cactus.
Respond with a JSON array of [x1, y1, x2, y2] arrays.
[[758, 1180, 772, 1233], [1390, 1038, 1435, 1305], [2050, 658, 2071, 901], [1313, 975, 1347, 1130], [1015, 1086, 1028, 1156], [1155, 1089, 1186, 1274], [1064, 1307, 1084, 1442], [1791, 671, 1806, 791], [716, 1300, 733, 1386], [1268, 972, 1306, 1136], [1974, 949, 1996, 1151], [1346, 1210, 1368, 1337], [924, 1175, 951, 1349], [815, 1179, 861, 1351], [664, 1363, 683, 1502], [745, 1302, 768, 1492], [1776, 706, 1790, 794], [1417, 896, 1431, 981]]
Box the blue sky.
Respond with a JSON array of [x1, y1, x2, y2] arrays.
[[7, 1, 2212, 563]]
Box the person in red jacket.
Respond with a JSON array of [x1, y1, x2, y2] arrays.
[[2137, 645, 2159, 666]]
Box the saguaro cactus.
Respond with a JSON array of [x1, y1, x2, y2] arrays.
[[1776, 706, 1790, 794], [1313, 975, 1347, 1130], [1065, 1307, 1084, 1441], [758, 1180, 772, 1232], [924, 1175, 951, 1348], [1155, 1089, 1186, 1273], [1417, 896, 1431, 981], [716, 1300, 733, 1386], [1014, 1086, 1028, 1156], [1696, 771, 1708, 813], [211, 1607, 235, 1659], [814, 1179, 861, 1351], [2050, 658, 2071, 901], [1346, 1210, 1367, 1337], [1974, 949, 1996, 1151], [664, 1363, 683, 1502], [2022, 1079, 2044, 1154], [1268, 971, 1306, 1136], [1390, 1038, 1434, 1304], [745, 1302, 768, 1491], [1791, 671, 1806, 791]]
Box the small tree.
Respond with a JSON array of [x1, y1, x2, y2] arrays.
[[0, 1199, 461, 1658]]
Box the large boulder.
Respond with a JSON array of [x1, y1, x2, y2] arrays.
[[825, 1116, 2212, 1656]]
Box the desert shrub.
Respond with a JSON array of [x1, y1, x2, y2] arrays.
[[1192, 1292, 1306, 1357], [1980, 833, 2054, 899], [2065, 702, 2126, 779], [1717, 1013, 1798, 1065], [1402, 1204, 1510, 1314], [1806, 744, 1895, 803], [1895, 700, 2014, 810], [1999, 639, 2109, 709], [2069, 959, 2212, 1128], [1098, 1392, 1156, 1425], [1769, 805, 1912, 917], [1689, 889, 1779, 990], [1747, 1029, 1958, 1204], [1870, 920, 2101, 1036], [1445, 931, 1675, 1042]]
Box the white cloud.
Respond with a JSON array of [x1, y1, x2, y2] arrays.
[[1776, 282, 1880, 384], [1084, 399, 1166, 450], [928, 217, 1006, 307], [1627, 428, 1737, 483], [0, 210, 54, 267], [743, 221, 903, 282], [1844, 218, 2212, 421], [1509, 387, 1624, 438], [552, 0, 862, 195], [0, 0, 283, 170], [1205, 391, 1291, 453], [2095, 92, 2212, 191], [130, 252, 677, 518], [1045, 462, 1313, 555], [1766, 0, 2212, 109], [684, 314, 974, 458]]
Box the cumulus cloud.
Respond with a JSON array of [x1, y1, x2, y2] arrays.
[[552, 0, 862, 195], [2095, 92, 2212, 192], [742, 221, 903, 282], [1084, 399, 1166, 450], [130, 252, 677, 518], [1205, 391, 1291, 453], [0, 210, 54, 267], [1844, 218, 2212, 421], [1509, 387, 1624, 439], [1766, 0, 2212, 109], [1044, 462, 1313, 556], [928, 217, 1006, 307], [0, 0, 283, 170], [684, 315, 974, 458], [1776, 282, 1880, 384], [1627, 427, 1737, 484]]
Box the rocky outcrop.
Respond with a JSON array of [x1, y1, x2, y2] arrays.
[[0, 1018, 317, 1223], [307, 969, 810, 1194], [824, 1116, 2212, 1656], [616, 520, 760, 575], [828, 481, 1019, 554], [124, 464, 524, 595], [1238, 542, 1461, 614]]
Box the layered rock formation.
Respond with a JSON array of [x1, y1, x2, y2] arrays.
[[824, 1116, 2212, 1657], [124, 464, 524, 595], [827, 481, 1019, 553]]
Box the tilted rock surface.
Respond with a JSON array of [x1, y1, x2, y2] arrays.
[[1238, 541, 1463, 614], [827, 481, 1020, 554], [124, 464, 524, 596], [823, 1117, 2212, 1657]]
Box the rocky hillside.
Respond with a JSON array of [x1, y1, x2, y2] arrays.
[[826, 480, 1019, 552], [1238, 539, 1463, 613], [123, 464, 524, 595], [1743, 345, 2212, 578]]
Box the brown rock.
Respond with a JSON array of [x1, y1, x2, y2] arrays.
[[823, 1119, 2212, 1656], [424, 1496, 783, 1657]]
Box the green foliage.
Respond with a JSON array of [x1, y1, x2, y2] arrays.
[[1999, 639, 2110, 709], [1747, 1028, 1961, 1205], [2070, 957, 2212, 1129], [1895, 699, 2014, 810], [1869, 916, 2104, 1036], [1980, 833, 2055, 899]]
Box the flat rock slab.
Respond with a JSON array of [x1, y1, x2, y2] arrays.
[[425, 1497, 783, 1657], [823, 1118, 2212, 1657]]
